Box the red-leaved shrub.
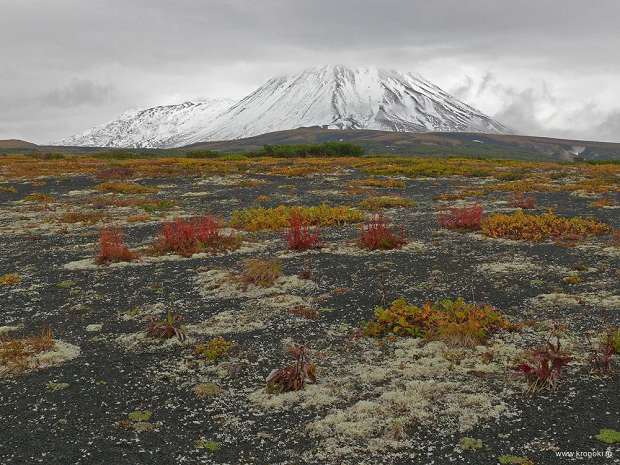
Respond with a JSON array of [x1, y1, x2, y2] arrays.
[[358, 214, 406, 250], [266, 345, 316, 393], [286, 213, 321, 251], [514, 338, 571, 392], [96, 227, 137, 264], [154, 216, 239, 257], [438, 204, 484, 230]]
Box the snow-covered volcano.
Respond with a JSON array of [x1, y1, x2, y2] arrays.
[[58, 66, 509, 148]]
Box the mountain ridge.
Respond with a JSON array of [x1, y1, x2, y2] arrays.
[[57, 65, 509, 148]]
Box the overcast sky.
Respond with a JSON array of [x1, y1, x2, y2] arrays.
[[2, 0, 620, 143]]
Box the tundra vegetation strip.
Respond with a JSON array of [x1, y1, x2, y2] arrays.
[[0, 152, 618, 465]]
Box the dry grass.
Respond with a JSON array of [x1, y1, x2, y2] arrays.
[[0, 327, 55, 375], [238, 259, 282, 288], [58, 211, 105, 224], [0, 273, 21, 286]]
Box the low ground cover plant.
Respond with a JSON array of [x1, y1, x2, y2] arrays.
[[153, 216, 240, 256], [286, 213, 321, 251], [256, 142, 364, 158], [438, 204, 484, 230], [239, 259, 282, 288], [481, 210, 611, 242], [194, 337, 233, 362], [96, 182, 156, 194], [0, 327, 54, 375], [364, 298, 514, 347], [230, 204, 363, 231], [23, 193, 53, 203], [59, 211, 105, 224], [513, 338, 571, 392], [0, 273, 20, 286], [266, 345, 316, 394], [349, 178, 406, 189], [146, 311, 186, 342], [509, 192, 537, 209], [589, 330, 618, 373], [287, 305, 320, 320], [95, 166, 135, 180], [359, 195, 414, 210], [358, 214, 407, 250], [96, 228, 137, 264]]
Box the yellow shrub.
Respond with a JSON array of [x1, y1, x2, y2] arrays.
[[229, 204, 364, 231], [481, 210, 611, 242]]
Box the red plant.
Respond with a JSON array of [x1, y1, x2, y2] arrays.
[[438, 204, 484, 230], [514, 338, 571, 392], [613, 229, 620, 246], [590, 332, 616, 374], [288, 305, 320, 320], [266, 345, 316, 393], [155, 216, 238, 256], [510, 193, 537, 209], [286, 213, 321, 251], [146, 311, 186, 342], [358, 214, 406, 250], [96, 227, 137, 264]]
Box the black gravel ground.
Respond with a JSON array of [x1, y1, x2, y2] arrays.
[[0, 170, 618, 465]]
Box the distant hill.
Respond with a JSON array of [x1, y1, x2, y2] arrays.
[[7, 127, 620, 162], [0, 139, 38, 149], [181, 127, 620, 161]]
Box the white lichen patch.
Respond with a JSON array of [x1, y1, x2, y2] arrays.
[[0, 325, 22, 336], [250, 336, 520, 463], [195, 175, 245, 186], [531, 292, 620, 310], [195, 269, 317, 300], [1, 340, 81, 377], [33, 341, 81, 368], [181, 191, 211, 197], [115, 331, 194, 353], [65, 189, 98, 196], [185, 309, 269, 337], [477, 256, 569, 276], [575, 243, 620, 258], [322, 240, 428, 257]]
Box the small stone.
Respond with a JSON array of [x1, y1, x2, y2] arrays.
[[193, 383, 223, 398], [47, 382, 70, 391], [595, 428, 620, 444], [85, 324, 103, 333], [128, 410, 152, 422], [131, 421, 155, 433], [459, 437, 483, 451]]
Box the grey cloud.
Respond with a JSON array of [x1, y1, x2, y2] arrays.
[[1, 0, 620, 142], [590, 112, 620, 143], [40, 80, 115, 108]]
